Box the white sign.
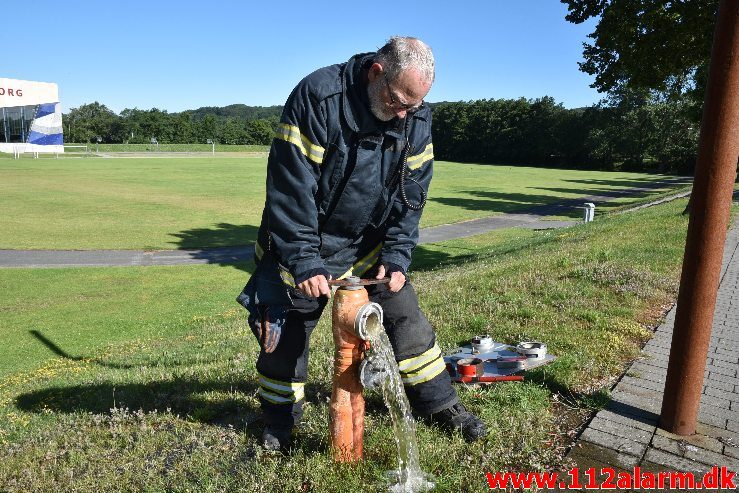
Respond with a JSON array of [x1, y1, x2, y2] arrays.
[[0, 78, 59, 107]]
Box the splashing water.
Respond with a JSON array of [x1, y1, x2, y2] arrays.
[[364, 317, 435, 493]]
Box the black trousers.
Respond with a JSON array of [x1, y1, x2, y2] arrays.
[[255, 282, 459, 428]]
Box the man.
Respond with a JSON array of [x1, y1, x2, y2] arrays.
[[237, 36, 486, 451]]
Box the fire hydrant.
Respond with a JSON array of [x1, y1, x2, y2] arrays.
[[329, 277, 383, 462]]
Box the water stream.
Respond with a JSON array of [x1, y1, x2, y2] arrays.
[[364, 317, 435, 493]]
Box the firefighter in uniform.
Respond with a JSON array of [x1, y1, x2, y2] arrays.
[[237, 37, 486, 451]]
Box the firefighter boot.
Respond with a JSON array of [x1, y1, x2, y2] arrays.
[[262, 425, 292, 452], [430, 402, 487, 442]]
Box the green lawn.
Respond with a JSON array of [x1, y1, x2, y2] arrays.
[[1, 198, 717, 492], [0, 263, 252, 378], [0, 154, 689, 250], [63, 143, 270, 153]]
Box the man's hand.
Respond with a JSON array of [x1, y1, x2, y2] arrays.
[[297, 274, 331, 298], [376, 264, 406, 292]]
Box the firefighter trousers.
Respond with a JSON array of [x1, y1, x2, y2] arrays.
[[255, 281, 459, 428]]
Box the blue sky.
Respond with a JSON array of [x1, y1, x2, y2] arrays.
[[3, 1, 601, 114]]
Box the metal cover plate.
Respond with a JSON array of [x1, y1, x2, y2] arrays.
[[443, 342, 556, 378]]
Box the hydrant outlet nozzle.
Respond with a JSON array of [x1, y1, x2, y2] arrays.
[[354, 302, 383, 340]]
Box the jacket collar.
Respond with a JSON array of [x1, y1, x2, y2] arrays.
[[341, 52, 429, 139], [341, 52, 379, 134]]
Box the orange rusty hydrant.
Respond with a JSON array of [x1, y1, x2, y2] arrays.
[[329, 278, 383, 462]]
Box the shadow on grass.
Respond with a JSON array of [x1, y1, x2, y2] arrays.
[[171, 223, 259, 250], [169, 223, 259, 274], [431, 177, 693, 219], [15, 377, 261, 429], [562, 176, 692, 189], [28, 330, 233, 371]]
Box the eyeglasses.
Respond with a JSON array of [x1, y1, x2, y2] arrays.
[[383, 73, 423, 113]]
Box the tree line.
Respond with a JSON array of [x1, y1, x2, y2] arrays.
[[63, 103, 281, 146], [431, 88, 699, 173]]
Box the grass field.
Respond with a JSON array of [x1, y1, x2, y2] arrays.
[[0, 152, 716, 491], [0, 154, 690, 250], [0, 197, 709, 492], [64, 143, 271, 153]]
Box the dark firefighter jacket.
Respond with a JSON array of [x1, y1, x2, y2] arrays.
[[238, 52, 434, 336]]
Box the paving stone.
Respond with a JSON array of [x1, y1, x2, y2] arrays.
[[643, 338, 671, 348], [613, 382, 663, 401], [630, 360, 669, 377], [569, 439, 641, 469], [594, 409, 658, 432], [620, 375, 665, 393], [705, 384, 738, 397], [708, 352, 739, 367], [703, 378, 736, 393], [634, 358, 669, 370], [728, 419, 739, 433], [705, 364, 738, 378], [696, 422, 739, 445], [643, 449, 710, 473], [715, 336, 739, 348], [708, 358, 739, 373], [580, 427, 648, 458], [702, 389, 733, 409], [650, 434, 736, 469], [609, 392, 663, 414], [700, 402, 739, 422], [654, 427, 724, 454], [698, 412, 728, 430], [707, 372, 739, 386], [724, 446, 739, 460], [589, 415, 654, 444], [627, 369, 666, 386]]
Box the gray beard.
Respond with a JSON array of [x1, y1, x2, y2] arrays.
[[367, 78, 395, 122]]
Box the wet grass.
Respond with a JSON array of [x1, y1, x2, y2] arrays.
[[1, 198, 723, 492]]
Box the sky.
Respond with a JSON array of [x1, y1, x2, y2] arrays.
[[3, 1, 602, 114]]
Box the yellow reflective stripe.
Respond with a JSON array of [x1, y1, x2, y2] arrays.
[[259, 388, 304, 404], [400, 358, 446, 386], [406, 143, 434, 171], [336, 242, 384, 280], [278, 265, 295, 287], [275, 123, 325, 164], [258, 375, 305, 395], [398, 344, 441, 373], [353, 243, 383, 278], [254, 241, 264, 260]]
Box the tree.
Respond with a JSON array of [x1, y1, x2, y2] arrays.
[[219, 118, 246, 145], [198, 115, 218, 143], [561, 0, 719, 107], [64, 102, 120, 143], [172, 112, 196, 143], [245, 118, 276, 145]]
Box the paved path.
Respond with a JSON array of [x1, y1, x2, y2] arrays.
[[567, 216, 739, 490], [0, 178, 693, 269]]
